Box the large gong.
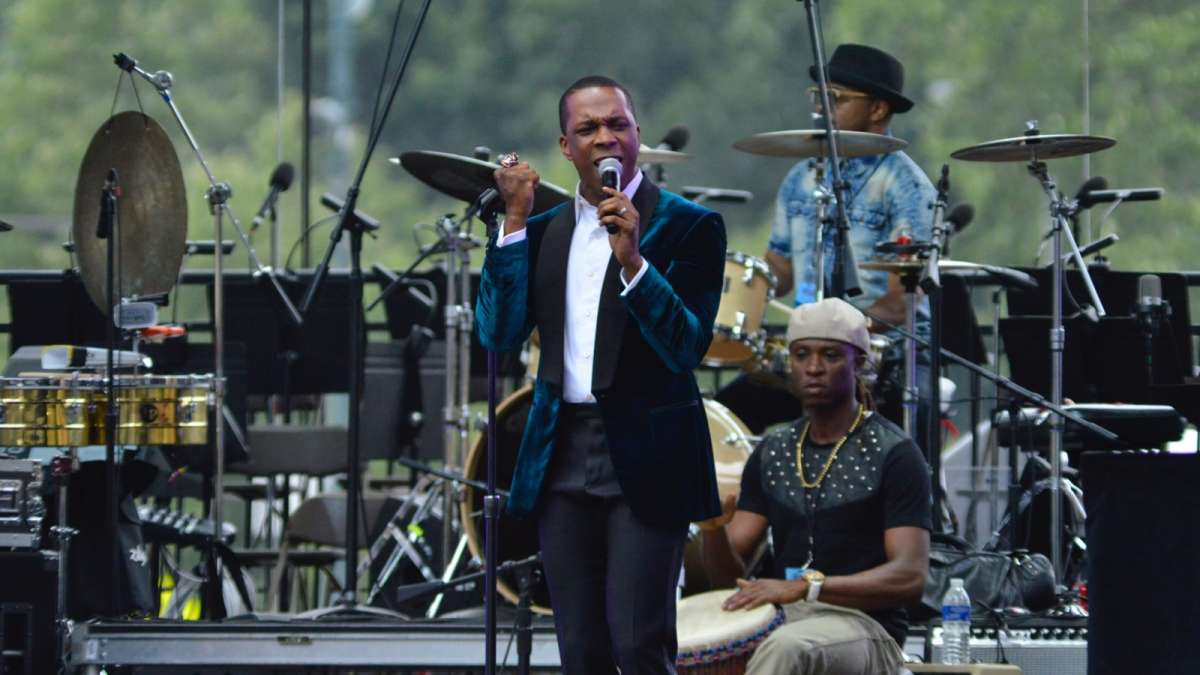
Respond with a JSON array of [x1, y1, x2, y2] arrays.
[[72, 111, 187, 312]]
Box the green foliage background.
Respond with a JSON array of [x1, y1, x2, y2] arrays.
[[0, 0, 1196, 324]]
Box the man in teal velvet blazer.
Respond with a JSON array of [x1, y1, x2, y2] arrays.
[[475, 76, 725, 673]]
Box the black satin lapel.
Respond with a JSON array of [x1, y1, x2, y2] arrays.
[[533, 205, 576, 388], [591, 179, 661, 392]]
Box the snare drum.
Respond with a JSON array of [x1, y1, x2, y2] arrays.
[[0, 376, 94, 447], [705, 251, 777, 367], [676, 589, 785, 674]]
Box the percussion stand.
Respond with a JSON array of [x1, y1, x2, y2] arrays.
[[49, 451, 78, 672], [799, 0, 862, 299], [1024, 136, 1106, 582]]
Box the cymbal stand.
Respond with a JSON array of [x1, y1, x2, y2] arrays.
[[799, 0, 861, 298], [811, 158, 834, 302], [898, 270, 920, 438], [439, 212, 477, 573], [1023, 132, 1106, 581]]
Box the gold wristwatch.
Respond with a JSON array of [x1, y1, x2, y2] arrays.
[[802, 569, 825, 602]]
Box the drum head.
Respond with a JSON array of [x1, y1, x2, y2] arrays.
[[460, 386, 554, 614], [677, 588, 781, 651]]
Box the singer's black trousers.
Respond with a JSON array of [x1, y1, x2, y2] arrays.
[[537, 403, 688, 675]]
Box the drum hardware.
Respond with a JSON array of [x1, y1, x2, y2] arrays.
[[951, 121, 1117, 582], [681, 186, 753, 205]]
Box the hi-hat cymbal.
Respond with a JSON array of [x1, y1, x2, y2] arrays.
[[733, 129, 907, 159], [395, 150, 570, 215], [638, 144, 690, 164], [951, 133, 1116, 162], [860, 259, 1036, 289], [72, 112, 187, 312]]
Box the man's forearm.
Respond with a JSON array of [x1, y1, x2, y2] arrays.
[[811, 559, 926, 611], [699, 528, 747, 589]]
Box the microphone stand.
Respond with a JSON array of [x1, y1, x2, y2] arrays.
[[919, 166, 950, 532], [799, 0, 861, 299], [297, 0, 432, 611], [97, 168, 121, 615], [113, 52, 306, 614]]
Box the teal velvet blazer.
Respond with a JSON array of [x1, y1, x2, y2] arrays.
[[475, 179, 726, 526]]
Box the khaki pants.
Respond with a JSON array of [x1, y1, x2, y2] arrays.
[[746, 601, 905, 675]]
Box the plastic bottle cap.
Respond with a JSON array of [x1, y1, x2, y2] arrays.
[[950, 578, 965, 588]]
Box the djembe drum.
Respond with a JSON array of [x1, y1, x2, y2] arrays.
[[676, 589, 785, 674]]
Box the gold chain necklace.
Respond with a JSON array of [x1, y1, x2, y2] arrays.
[[795, 404, 866, 489]]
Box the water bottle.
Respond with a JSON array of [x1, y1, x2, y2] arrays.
[[940, 578, 971, 664]]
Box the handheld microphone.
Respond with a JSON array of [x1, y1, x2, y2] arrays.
[[598, 158, 622, 234], [249, 162, 295, 233], [655, 125, 690, 152]]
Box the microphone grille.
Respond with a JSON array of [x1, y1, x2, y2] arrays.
[[1138, 274, 1162, 304], [272, 162, 296, 190]]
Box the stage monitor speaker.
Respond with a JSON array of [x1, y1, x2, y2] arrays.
[[1082, 452, 1200, 675], [0, 551, 58, 674]]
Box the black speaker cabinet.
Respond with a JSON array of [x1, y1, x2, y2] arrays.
[[1082, 452, 1200, 675], [0, 551, 57, 674]]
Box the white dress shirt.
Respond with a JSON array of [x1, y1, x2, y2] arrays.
[[498, 170, 648, 402]]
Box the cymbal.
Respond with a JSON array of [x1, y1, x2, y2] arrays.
[[860, 259, 1037, 289], [638, 144, 689, 164], [951, 133, 1116, 162], [395, 150, 570, 215], [733, 129, 907, 159], [72, 112, 187, 312]]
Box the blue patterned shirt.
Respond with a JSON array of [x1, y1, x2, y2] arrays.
[[768, 150, 936, 320]]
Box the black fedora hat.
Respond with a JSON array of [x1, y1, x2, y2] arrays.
[[808, 43, 914, 114]]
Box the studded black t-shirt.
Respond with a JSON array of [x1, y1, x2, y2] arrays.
[[737, 411, 932, 645]]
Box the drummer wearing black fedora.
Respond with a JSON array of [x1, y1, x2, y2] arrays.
[[717, 43, 937, 436]]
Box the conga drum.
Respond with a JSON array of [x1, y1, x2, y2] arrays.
[[676, 589, 784, 674]]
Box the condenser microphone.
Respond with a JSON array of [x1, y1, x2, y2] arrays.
[[598, 158, 622, 234]]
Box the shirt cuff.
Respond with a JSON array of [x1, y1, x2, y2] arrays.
[[619, 259, 649, 296], [497, 228, 527, 247]]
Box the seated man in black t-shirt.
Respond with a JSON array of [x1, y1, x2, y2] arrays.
[[699, 298, 931, 674]]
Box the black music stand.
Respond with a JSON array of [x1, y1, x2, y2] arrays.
[[1007, 267, 1194, 373], [6, 271, 111, 354], [1001, 316, 1186, 405]]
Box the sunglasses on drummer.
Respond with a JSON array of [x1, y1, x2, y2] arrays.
[[806, 86, 872, 107]]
